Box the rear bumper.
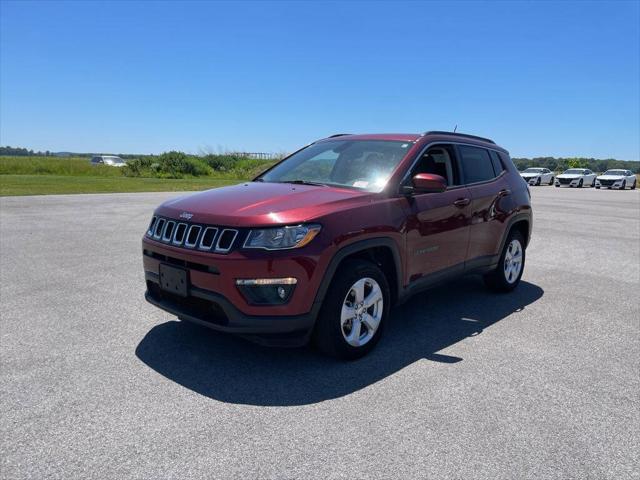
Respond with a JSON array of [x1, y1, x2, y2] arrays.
[[145, 272, 316, 346]]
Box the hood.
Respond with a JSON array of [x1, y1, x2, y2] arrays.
[[557, 174, 582, 179], [597, 175, 625, 180], [520, 173, 540, 177], [155, 181, 374, 227]]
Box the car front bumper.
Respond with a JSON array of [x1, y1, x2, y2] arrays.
[[145, 272, 316, 346], [555, 178, 582, 187], [141, 235, 328, 346], [595, 181, 624, 189]]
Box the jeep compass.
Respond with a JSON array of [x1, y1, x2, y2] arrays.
[[142, 131, 532, 359]]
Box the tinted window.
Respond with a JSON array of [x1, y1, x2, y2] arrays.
[[488, 150, 504, 175], [458, 146, 496, 183], [412, 144, 460, 186]]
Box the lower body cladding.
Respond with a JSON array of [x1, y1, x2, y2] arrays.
[[142, 240, 323, 346]]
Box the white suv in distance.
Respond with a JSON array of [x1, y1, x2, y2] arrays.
[[595, 169, 637, 190], [90, 155, 127, 167], [520, 167, 554, 186], [555, 168, 597, 188]]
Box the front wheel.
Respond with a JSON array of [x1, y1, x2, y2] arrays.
[[484, 230, 526, 292], [549, 176, 554, 185], [313, 259, 390, 360], [578, 179, 583, 188], [536, 177, 541, 186], [621, 180, 626, 190]]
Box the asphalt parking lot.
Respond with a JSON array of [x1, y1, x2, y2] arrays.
[[1, 186, 639, 479]]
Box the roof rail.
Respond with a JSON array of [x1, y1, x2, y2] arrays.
[[327, 133, 351, 138], [422, 131, 496, 144]]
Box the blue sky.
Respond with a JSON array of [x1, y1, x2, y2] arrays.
[[1, 0, 639, 159]]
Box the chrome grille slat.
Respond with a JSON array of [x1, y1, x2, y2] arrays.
[[216, 229, 238, 253], [184, 225, 202, 248], [198, 227, 218, 250], [153, 218, 166, 239], [147, 216, 157, 236], [172, 223, 188, 245], [147, 216, 239, 254], [162, 221, 176, 242]]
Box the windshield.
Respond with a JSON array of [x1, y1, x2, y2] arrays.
[[603, 170, 626, 176], [563, 169, 585, 174], [257, 140, 412, 192], [523, 168, 543, 173]]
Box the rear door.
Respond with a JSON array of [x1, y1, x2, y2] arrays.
[[457, 145, 510, 265]]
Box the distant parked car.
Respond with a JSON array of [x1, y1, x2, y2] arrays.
[[520, 167, 554, 186], [90, 155, 127, 167], [595, 169, 637, 190], [555, 168, 597, 188]]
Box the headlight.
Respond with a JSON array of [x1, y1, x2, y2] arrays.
[[244, 224, 321, 250]]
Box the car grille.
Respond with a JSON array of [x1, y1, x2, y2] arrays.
[[558, 178, 574, 185], [599, 179, 615, 186], [146, 216, 240, 254]]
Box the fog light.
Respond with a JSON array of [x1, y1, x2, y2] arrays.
[[235, 278, 297, 305]]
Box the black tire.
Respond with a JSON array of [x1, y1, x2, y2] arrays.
[[595, 186, 600, 189], [549, 176, 554, 185], [555, 184, 560, 187], [536, 177, 541, 186], [578, 179, 583, 188], [633, 180, 637, 190], [484, 229, 526, 293], [313, 259, 390, 360], [621, 180, 626, 190]]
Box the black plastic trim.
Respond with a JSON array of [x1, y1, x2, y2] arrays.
[[311, 237, 404, 309]]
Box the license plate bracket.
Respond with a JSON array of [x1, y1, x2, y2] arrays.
[[159, 264, 189, 297]]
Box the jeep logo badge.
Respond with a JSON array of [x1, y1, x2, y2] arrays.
[[179, 212, 194, 220]]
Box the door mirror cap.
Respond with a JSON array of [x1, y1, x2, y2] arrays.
[[411, 173, 447, 194]]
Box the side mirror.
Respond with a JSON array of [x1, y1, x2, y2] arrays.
[[409, 173, 447, 194]]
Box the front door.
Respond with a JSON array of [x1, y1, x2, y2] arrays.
[[403, 144, 471, 283]]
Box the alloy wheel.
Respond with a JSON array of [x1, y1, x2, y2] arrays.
[[503, 239, 523, 284], [340, 277, 384, 347]]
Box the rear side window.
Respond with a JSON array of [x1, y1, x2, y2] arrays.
[[489, 150, 505, 175], [458, 146, 496, 184]]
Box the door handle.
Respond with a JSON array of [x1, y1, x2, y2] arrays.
[[498, 189, 511, 197], [453, 198, 471, 207]]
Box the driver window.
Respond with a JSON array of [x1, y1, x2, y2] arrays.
[[412, 145, 458, 186]]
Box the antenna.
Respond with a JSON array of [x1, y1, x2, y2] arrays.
[[453, 125, 458, 133]]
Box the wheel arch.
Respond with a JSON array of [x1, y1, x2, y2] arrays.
[[498, 214, 532, 255], [312, 238, 403, 310]]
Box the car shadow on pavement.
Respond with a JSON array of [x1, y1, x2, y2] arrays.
[[135, 277, 543, 406]]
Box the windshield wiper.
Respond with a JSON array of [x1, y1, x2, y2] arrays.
[[277, 180, 328, 187]]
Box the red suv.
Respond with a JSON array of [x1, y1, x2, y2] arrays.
[[143, 132, 532, 359]]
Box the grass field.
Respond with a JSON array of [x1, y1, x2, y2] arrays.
[[0, 156, 266, 196], [0, 175, 241, 196]]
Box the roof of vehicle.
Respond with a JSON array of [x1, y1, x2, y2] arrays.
[[317, 133, 421, 142], [316, 131, 506, 152]]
